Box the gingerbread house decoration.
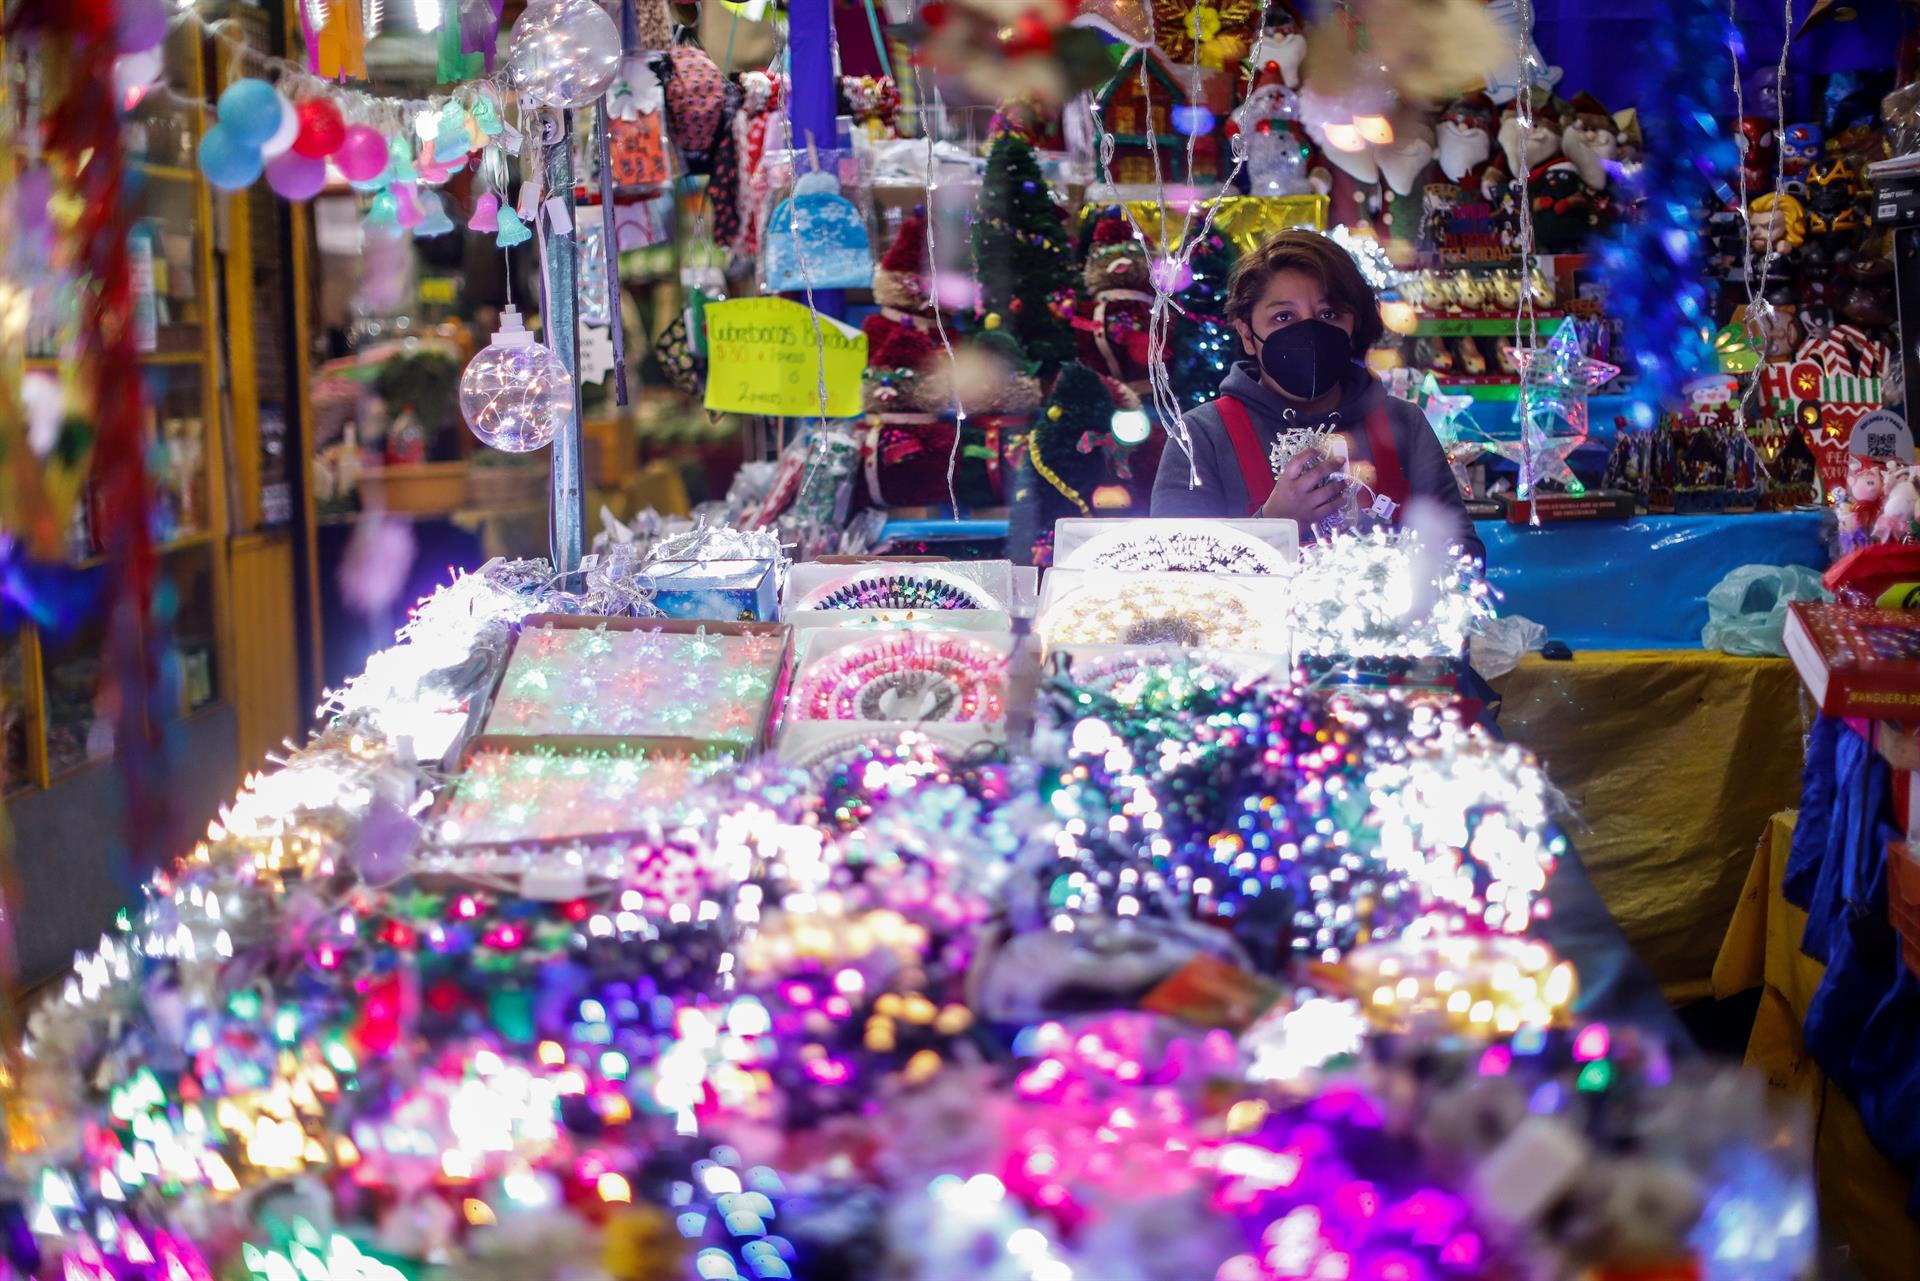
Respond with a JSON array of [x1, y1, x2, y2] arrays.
[[1097, 48, 1233, 187]]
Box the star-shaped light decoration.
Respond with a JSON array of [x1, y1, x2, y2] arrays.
[[1496, 321, 1620, 498], [1504, 320, 1620, 440], [1416, 374, 1484, 498]]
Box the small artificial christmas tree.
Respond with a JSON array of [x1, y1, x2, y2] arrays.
[[1007, 362, 1153, 567], [972, 129, 1079, 368], [1167, 228, 1240, 412]]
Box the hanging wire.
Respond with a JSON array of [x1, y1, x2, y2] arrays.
[[1511, 0, 1543, 512], [916, 74, 968, 514], [1728, 0, 1794, 439]]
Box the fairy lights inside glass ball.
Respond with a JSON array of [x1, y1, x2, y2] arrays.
[[458, 305, 572, 452]]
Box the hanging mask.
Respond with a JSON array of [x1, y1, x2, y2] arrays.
[[1258, 319, 1353, 401]]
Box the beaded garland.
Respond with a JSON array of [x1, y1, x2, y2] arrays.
[[791, 634, 1008, 723], [1037, 575, 1272, 650], [798, 567, 999, 613], [1061, 524, 1294, 575]]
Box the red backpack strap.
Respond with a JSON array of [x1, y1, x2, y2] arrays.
[[1214, 395, 1274, 516], [1364, 406, 1409, 516]]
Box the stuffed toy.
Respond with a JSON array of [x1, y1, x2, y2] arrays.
[[860, 214, 946, 414], [1073, 210, 1154, 384], [1561, 92, 1628, 191], [1435, 90, 1496, 183], [1489, 95, 1593, 251]]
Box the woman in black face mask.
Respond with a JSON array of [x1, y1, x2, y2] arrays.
[[1150, 229, 1484, 565]]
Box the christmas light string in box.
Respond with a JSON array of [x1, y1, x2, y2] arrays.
[[1036, 571, 1278, 651], [795, 566, 1000, 613], [1057, 520, 1296, 574]]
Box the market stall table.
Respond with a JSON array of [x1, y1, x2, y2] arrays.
[[1493, 648, 1806, 1001]]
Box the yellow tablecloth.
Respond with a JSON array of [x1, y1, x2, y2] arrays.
[[1713, 812, 1920, 1281], [1492, 650, 1805, 1003]]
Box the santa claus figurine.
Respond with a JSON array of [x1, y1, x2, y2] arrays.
[[1487, 95, 1594, 253], [1073, 210, 1155, 386], [861, 213, 946, 414], [1435, 91, 1496, 185]]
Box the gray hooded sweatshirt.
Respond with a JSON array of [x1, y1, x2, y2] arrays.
[[1149, 361, 1485, 563]]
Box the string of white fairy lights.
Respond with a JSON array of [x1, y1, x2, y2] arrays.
[[1118, 7, 1257, 491], [1509, 0, 1543, 508], [1727, 0, 1793, 432]]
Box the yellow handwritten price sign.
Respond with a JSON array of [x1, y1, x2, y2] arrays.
[[702, 297, 866, 419]]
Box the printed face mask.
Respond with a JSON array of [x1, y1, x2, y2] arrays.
[[1258, 318, 1353, 401]]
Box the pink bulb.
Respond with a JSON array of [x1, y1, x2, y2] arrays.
[[334, 125, 388, 182], [469, 192, 500, 233]]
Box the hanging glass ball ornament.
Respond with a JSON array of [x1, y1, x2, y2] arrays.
[[458, 305, 573, 452], [508, 0, 621, 109]]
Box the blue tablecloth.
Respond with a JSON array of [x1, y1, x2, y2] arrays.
[[1483, 510, 1834, 650]]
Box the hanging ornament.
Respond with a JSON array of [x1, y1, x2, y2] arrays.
[[260, 92, 301, 159], [217, 79, 284, 149], [293, 98, 348, 158], [416, 191, 456, 236], [459, 304, 573, 451], [364, 188, 401, 234], [1504, 320, 1619, 439], [495, 205, 533, 247], [385, 133, 419, 184], [266, 149, 328, 200], [197, 125, 262, 190], [469, 192, 501, 232], [393, 182, 424, 229], [762, 171, 874, 291], [508, 0, 622, 110], [433, 100, 471, 163], [335, 125, 389, 181]]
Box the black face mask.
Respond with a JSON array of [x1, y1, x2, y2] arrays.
[[1258, 319, 1354, 402]]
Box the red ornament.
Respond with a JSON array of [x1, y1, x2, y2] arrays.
[[1009, 298, 1025, 314], [1265, 59, 1279, 74], [291, 97, 347, 159]]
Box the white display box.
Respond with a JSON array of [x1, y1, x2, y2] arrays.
[[1051, 518, 1299, 574], [1034, 569, 1290, 656], [785, 559, 1016, 614], [785, 628, 1016, 729]]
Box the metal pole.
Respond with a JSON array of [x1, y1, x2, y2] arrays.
[[541, 107, 586, 578]]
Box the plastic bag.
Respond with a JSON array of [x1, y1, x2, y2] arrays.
[[1701, 563, 1831, 657], [1469, 614, 1548, 679]]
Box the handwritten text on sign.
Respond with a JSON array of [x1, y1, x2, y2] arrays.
[[702, 297, 865, 418]]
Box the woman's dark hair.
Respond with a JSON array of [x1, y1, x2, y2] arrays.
[[1224, 228, 1385, 357]]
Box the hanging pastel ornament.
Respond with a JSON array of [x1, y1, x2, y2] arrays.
[[416, 148, 452, 186], [386, 133, 419, 184], [266, 149, 328, 200], [433, 101, 471, 164], [116, 0, 169, 52], [393, 183, 424, 229], [458, 304, 573, 451], [335, 125, 389, 182], [364, 188, 401, 236], [259, 91, 301, 159], [217, 78, 284, 149], [469, 192, 501, 232], [416, 191, 456, 237], [293, 98, 348, 158], [507, 0, 622, 110], [469, 94, 504, 139], [198, 124, 264, 190], [495, 205, 533, 247], [762, 170, 873, 291]]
